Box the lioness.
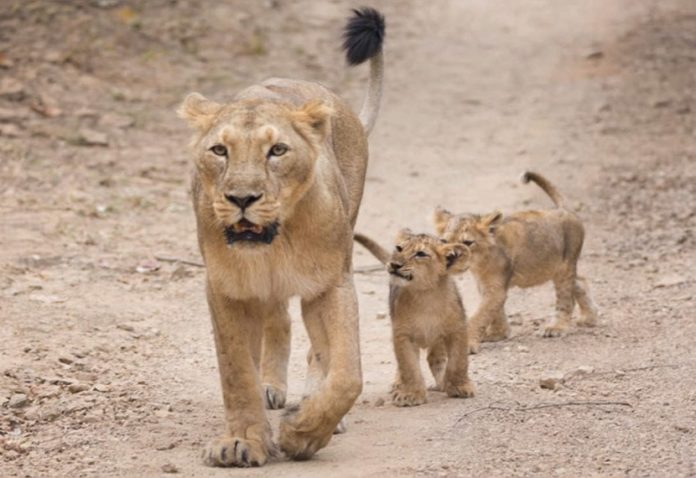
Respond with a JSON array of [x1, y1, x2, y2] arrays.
[[354, 231, 475, 406], [178, 8, 385, 467], [434, 172, 598, 353]]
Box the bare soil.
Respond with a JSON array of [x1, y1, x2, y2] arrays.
[[1, 1, 695, 477]]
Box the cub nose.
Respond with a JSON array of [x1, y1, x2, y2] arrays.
[[388, 262, 403, 270], [225, 193, 262, 210]]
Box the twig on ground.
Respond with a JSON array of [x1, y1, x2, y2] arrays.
[[454, 400, 633, 425], [154, 255, 205, 268]]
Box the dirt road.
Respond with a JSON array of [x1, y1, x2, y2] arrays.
[[1, 1, 695, 476]]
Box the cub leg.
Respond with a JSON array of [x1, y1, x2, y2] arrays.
[[484, 303, 510, 342], [426, 339, 447, 391], [468, 288, 507, 354], [202, 287, 275, 468], [261, 301, 291, 410], [443, 322, 475, 398], [391, 334, 426, 406], [574, 276, 598, 327], [543, 270, 575, 337], [279, 274, 362, 460]]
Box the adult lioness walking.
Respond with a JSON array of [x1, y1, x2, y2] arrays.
[[178, 8, 385, 467]]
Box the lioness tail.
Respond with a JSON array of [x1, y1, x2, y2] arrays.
[[354, 233, 390, 265], [521, 171, 565, 208], [342, 7, 385, 136]]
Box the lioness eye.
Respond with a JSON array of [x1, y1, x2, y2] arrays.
[[210, 144, 228, 157], [415, 251, 428, 258], [395, 245, 403, 252], [462, 240, 474, 246], [269, 143, 289, 157]]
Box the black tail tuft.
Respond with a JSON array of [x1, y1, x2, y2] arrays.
[[342, 7, 385, 66]]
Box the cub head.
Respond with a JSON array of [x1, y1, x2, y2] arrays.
[[433, 207, 503, 267], [387, 229, 470, 288], [178, 93, 332, 247]]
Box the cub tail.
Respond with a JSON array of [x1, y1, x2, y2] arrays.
[[354, 232, 390, 265], [342, 7, 385, 136], [521, 171, 565, 208]]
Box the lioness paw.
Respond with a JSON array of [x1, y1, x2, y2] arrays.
[[468, 341, 481, 355], [445, 381, 475, 398], [202, 436, 272, 468], [333, 417, 348, 435], [263, 384, 287, 410], [542, 323, 569, 338], [391, 388, 426, 407], [279, 405, 333, 461]]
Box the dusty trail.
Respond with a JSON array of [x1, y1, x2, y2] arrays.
[[1, 1, 694, 477]]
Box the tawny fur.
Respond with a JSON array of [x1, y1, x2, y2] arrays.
[[178, 12, 385, 466], [354, 231, 475, 406], [434, 171, 598, 353]]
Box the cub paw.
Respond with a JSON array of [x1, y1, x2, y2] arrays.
[[279, 405, 333, 461], [202, 436, 272, 468], [445, 380, 475, 398], [263, 383, 286, 410], [483, 326, 510, 342], [391, 387, 426, 407], [468, 340, 481, 355], [333, 417, 348, 435], [577, 314, 598, 328], [542, 323, 568, 338]]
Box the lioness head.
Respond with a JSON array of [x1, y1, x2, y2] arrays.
[[178, 93, 332, 247], [387, 229, 469, 287], [433, 207, 503, 266]]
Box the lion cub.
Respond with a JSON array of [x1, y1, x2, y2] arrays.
[[434, 171, 598, 353], [354, 230, 475, 406]]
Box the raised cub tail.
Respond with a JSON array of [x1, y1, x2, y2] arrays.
[[354, 233, 390, 265], [521, 171, 565, 208], [342, 7, 385, 136]]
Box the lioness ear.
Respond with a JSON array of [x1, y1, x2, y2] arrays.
[[293, 100, 333, 140], [439, 243, 470, 269], [481, 211, 503, 234], [433, 206, 453, 235], [177, 93, 222, 131]]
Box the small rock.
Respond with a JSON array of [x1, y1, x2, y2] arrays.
[[8, 393, 29, 408], [117, 323, 135, 332], [68, 383, 89, 394], [93, 383, 111, 393], [77, 128, 109, 147], [30, 94, 62, 118], [517, 345, 529, 353], [58, 356, 74, 365], [136, 259, 161, 274], [374, 397, 385, 407], [577, 365, 595, 374], [0, 77, 25, 100], [585, 50, 604, 60], [651, 98, 671, 109], [156, 441, 177, 451], [161, 463, 179, 474], [539, 371, 565, 390], [0, 123, 22, 137]]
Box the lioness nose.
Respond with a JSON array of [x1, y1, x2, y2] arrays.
[[225, 193, 262, 210]]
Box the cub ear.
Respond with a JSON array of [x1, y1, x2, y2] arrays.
[[395, 228, 413, 242], [481, 210, 503, 233], [177, 93, 222, 131], [433, 206, 453, 235], [439, 242, 470, 269], [293, 100, 333, 141]]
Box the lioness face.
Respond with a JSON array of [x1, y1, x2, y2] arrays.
[[433, 207, 502, 268], [179, 94, 332, 247], [387, 230, 469, 288]]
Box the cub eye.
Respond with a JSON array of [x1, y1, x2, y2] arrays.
[[462, 240, 474, 247], [395, 245, 403, 252], [269, 143, 289, 157], [415, 251, 428, 258], [209, 144, 228, 157]]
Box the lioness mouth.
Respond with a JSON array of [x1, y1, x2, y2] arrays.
[[224, 219, 279, 245]]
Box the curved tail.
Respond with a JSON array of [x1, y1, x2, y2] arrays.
[[342, 7, 385, 136], [354, 233, 390, 264], [521, 171, 565, 208]]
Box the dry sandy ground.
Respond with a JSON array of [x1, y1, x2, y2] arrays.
[[1, 1, 695, 477]]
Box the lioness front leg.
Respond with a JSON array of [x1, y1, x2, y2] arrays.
[[392, 335, 426, 406], [279, 275, 362, 460], [203, 287, 275, 467], [443, 324, 475, 398], [261, 302, 291, 410]]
